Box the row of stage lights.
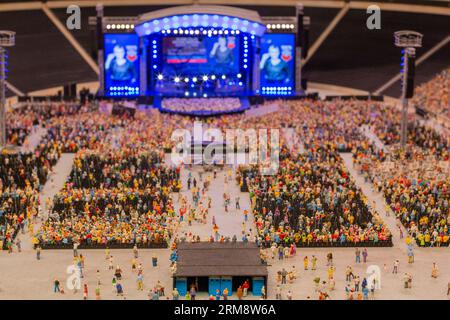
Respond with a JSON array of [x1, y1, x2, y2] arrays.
[[106, 24, 135, 30], [262, 86, 293, 95], [136, 14, 266, 37], [161, 28, 241, 36], [184, 92, 211, 98], [266, 23, 295, 30], [157, 74, 242, 83], [109, 86, 140, 92]]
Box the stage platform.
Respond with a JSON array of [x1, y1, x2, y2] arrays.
[[154, 96, 251, 117]]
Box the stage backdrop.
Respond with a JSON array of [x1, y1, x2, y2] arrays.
[[104, 33, 140, 97], [260, 33, 295, 95], [162, 35, 240, 77]]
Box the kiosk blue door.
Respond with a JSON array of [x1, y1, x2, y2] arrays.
[[252, 277, 265, 296], [220, 277, 232, 297], [175, 278, 187, 296], [208, 277, 221, 296]]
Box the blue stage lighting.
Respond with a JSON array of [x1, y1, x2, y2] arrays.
[[202, 75, 208, 81], [192, 77, 198, 82], [157, 74, 164, 80], [174, 77, 180, 83]]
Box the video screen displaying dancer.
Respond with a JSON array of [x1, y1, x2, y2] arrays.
[[260, 34, 295, 88], [104, 34, 140, 93]]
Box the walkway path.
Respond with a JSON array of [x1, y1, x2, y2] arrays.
[[165, 152, 254, 241], [245, 101, 280, 118], [20, 126, 47, 153], [340, 152, 410, 251], [360, 125, 387, 152], [18, 153, 76, 251], [173, 165, 254, 241]]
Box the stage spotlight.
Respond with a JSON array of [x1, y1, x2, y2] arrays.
[[106, 24, 111, 30], [111, 24, 116, 29], [125, 24, 130, 29], [167, 29, 171, 34], [203, 94, 208, 98], [184, 77, 189, 83], [174, 30, 178, 34], [185, 92, 189, 96], [195, 30, 200, 35], [237, 73, 242, 78], [157, 74, 164, 80], [211, 75, 216, 80], [121, 24, 125, 29], [224, 30, 229, 35], [131, 24, 134, 29], [202, 75, 208, 81], [267, 24, 271, 29], [221, 75, 226, 80], [192, 77, 198, 82], [276, 24, 281, 29], [174, 77, 180, 83], [213, 30, 218, 35]]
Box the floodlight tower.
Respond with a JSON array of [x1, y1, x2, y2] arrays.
[[394, 30, 423, 148], [0, 30, 15, 148]]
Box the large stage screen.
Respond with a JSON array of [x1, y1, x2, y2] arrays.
[[104, 34, 140, 96], [162, 36, 240, 76], [260, 33, 295, 94]]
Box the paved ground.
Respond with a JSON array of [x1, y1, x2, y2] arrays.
[[0, 153, 449, 300]]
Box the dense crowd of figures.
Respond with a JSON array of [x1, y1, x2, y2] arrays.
[[1, 76, 449, 250]]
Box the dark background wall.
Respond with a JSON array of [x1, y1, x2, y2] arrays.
[[1, 4, 448, 97]]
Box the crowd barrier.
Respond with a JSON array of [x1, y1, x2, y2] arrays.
[[260, 239, 393, 248], [36, 241, 168, 250], [415, 240, 449, 247]]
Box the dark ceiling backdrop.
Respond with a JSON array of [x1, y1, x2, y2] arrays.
[[0, 3, 449, 97]]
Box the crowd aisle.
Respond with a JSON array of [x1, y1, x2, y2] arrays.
[[16, 154, 76, 251], [340, 153, 410, 251], [172, 164, 254, 242]]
